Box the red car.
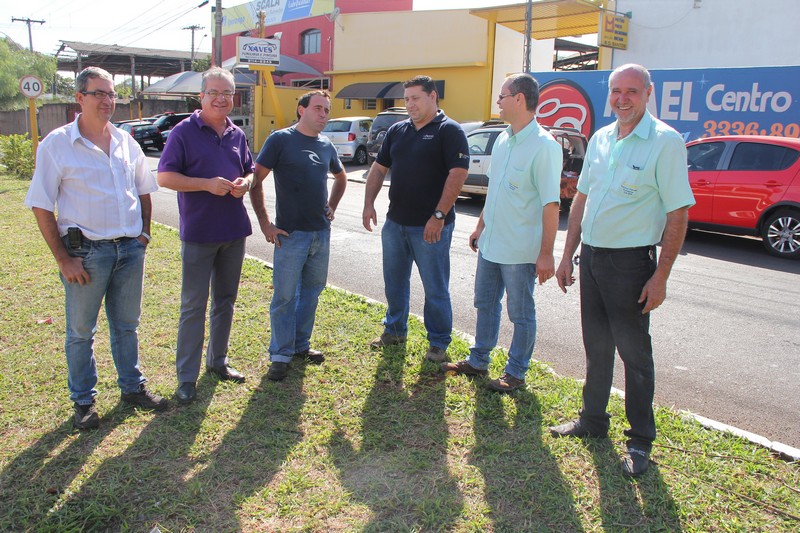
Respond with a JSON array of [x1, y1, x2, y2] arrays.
[[686, 135, 800, 259]]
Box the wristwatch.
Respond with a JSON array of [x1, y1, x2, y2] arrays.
[[433, 209, 446, 220]]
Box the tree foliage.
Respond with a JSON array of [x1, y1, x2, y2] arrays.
[[0, 38, 57, 110], [192, 55, 211, 73]]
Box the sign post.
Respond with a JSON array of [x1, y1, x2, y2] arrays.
[[19, 75, 44, 155], [238, 35, 284, 150]]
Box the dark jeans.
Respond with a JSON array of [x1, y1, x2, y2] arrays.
[[578, 244, 657, 451]]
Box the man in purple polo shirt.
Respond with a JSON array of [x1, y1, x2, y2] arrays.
[[157, 67, 254, 404]]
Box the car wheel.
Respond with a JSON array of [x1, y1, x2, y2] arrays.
[[354, 146, 368, 166], [760, 208, 800, 259]]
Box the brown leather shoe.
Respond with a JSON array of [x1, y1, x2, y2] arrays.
[[486, 372, 525, 392], [370, 333, 406, 349], [440, 360, 488, 377]]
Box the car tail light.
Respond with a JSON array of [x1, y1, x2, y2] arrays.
[[348, 133, 356, 142]]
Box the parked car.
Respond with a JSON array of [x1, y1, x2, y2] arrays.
[[366, 107, 409, 162], [152, 112, 191, 134], [322, 116, 373, 165], [686, 135, 800, 259], [461, 123, 587, 203], [118, 121, 163, 151]]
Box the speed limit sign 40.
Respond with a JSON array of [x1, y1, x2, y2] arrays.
[[20, 75, 44, 98]]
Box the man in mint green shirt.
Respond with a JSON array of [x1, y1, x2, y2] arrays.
[[441, 73, 561, 392], [550, 64, 695, 478]]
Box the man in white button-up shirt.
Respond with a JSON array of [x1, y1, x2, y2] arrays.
[[25, 66, 169, 430]]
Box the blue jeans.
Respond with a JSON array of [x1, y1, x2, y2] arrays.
[[467, 253, 537, 381], [269, 229, 330, 363], [381, 219, 453, 349], [61, 236, 148, 405], [578, 244, 658, 451], [176, 238, 245, 382]]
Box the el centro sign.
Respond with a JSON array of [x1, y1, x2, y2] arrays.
[[237, 37, 280, 66]]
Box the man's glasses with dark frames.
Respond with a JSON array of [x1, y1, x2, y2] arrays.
[[81, 90, 117, 100]]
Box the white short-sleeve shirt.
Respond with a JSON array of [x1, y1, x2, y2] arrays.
[[24, 116, 158, 240]]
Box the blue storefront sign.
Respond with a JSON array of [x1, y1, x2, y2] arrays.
[[532, 66, 800, 141]]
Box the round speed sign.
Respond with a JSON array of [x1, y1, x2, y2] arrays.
[[19, 75, 44, 98]]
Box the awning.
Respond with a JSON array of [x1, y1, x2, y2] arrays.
[[335, 82, 401, 99], [143, 70, 258, 96], [470, 0, 603, 40], [383, 80, 446, 100]]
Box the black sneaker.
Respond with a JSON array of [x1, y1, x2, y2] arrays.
[[621, 447, 650, 477], [73, 401, 99, 430], [267, 361, 289, 381], [121, 385, 170, 411]]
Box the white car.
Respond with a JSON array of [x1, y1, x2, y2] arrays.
[[322, 116, 373, 165]]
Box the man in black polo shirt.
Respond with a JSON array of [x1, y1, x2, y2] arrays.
[[362, 75, 469, 362]]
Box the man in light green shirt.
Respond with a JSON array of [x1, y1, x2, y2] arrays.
[[550, 64, 695, 478], [441, 73, 561, 392]]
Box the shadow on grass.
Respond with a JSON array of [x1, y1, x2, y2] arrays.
[[0, 403, 132, 528], [328, 346, 464, 531], [472, 385, 583, 531], [20, 375, 220, 530], [586, 439, 682, 531], [7, 365, 309, 530]]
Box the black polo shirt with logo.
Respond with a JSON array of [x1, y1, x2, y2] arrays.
[[377, 110, 469, 226]]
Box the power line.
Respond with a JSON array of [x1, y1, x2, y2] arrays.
[[11, 16, 45, 51]]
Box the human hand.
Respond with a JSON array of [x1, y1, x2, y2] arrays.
[[230, 177, 250, 198], [469, 229, 481, 252], [555, 257, 575, 293], [362, 205, 377, 232], [639, 274, 667, 314], [424, 217, 444, 244], [264, 222, 289, 247], [206, 177, 234, 196], [536, 254, 555, 285], [59, 256, 90, 285]]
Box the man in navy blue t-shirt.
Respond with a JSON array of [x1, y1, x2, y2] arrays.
[[252, 90, 347, 381], [362, 75, 469, 362]]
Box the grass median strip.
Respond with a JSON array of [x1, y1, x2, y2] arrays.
[[0, 173, 798, 531]]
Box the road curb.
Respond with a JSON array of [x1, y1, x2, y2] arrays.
[[236, 247, 800, 462]]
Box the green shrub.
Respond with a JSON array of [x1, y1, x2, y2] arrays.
[[0, 134, 36, 179]]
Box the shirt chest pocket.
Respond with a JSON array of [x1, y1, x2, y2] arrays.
[[611, 165, 656, 201]]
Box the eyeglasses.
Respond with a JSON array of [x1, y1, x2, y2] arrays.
[[498, 92, 517, 100], [205, 90, 235, 99], [81, 90, 117, 100]]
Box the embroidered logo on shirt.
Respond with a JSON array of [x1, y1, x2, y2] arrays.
[[620, 183, 638, 196], [303, 150, 323, 165], [422, 134, 435, 140], [458, 152, 469, 159]]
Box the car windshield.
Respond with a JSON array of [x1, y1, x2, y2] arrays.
[[371, 114, 406, 133], [323, 121, 352, 133]]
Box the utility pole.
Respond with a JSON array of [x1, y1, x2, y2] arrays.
[[214, 0, 223, 66], [183, 24, 204, 66], [522, 0, 532, 72], [11, 16, 45, 51]]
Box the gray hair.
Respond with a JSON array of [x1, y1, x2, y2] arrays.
[[76, 67, 113, 93], [201, 67, 235, 93], [506, 73, 540, 111], [609, 63, 652, 90]]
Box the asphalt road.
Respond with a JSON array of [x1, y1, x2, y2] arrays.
[[147, 155, 800, 449]]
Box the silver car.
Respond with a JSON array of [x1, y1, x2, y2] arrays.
[[322, 116, 373, 165]]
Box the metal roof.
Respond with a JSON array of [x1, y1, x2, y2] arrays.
[[56, 40, 198, 78], [470, 0, 603, 40]]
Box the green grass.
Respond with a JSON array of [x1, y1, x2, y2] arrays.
[[0, 172, 798, 532]]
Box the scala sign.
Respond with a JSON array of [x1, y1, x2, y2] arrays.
[[237, 37, 280, 66], [20, 75, 44, 98], [533, 65, 800, 142]]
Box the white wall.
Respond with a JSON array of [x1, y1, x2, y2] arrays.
[[612, 0, 800, 68], [490, 27, 552, 116]]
